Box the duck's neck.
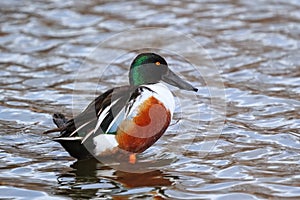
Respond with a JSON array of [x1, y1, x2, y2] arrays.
[[129, 68, 146, 86]]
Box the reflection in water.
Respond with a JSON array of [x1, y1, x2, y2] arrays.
[[0, 0, 300, 199], [55, 159, 173, 199]]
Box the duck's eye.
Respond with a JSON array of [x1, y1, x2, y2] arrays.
[[155, 61, 160, 66]]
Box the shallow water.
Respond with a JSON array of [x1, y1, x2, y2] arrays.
[[1, 0, 300, 199]]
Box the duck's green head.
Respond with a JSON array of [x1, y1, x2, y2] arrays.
[[129, 53, 198, 92]]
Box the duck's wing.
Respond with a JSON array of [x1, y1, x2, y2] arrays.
[[53, 85, 133, 140], [64, 85, 153, 143]]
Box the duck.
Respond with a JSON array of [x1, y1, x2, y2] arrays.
[[44, 53, 197, 163]]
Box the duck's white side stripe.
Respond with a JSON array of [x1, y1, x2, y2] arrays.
[[96, 98, 120, 132], [69, 121, 91, 137], [54, 136, 82, 141]]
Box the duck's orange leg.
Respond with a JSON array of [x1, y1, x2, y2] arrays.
[[129, 153, 136, 164]]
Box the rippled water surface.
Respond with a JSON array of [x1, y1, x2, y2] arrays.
[[1, 0, 300, 199]]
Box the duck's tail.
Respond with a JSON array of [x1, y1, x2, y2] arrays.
[[43, 113, 68, 134], [43, 113, 94, 160], [53, 113, 68, 128]]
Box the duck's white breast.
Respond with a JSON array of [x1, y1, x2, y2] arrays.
[[144, 82, 175, 115], [128, 82, 175, 118]]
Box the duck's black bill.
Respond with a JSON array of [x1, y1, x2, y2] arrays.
[[162, 69, 198, 92]]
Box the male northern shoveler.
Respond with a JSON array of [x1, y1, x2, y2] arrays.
[[45, 53, 197, 163]]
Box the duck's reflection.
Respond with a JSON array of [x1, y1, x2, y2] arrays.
[[55, 159, 173, 199]]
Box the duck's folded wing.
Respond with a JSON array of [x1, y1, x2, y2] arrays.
[[66, 86, 133, 142], [90, 86, 154, 135], [79, 86, 152, 143]]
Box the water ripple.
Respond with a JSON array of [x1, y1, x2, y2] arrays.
[[0, 0, 300, 199]]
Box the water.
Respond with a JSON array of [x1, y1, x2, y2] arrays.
[[1, 0, 300, 199]]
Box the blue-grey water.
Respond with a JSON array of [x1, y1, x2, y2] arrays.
[[1, 0, 300, 199]]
